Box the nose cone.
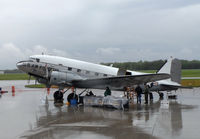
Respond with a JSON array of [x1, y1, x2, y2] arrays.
[[16, 62, 25, 70]]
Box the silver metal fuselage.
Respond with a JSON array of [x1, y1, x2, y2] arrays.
[[17, 55, 180, 92]]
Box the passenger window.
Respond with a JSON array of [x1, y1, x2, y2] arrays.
[[35, 65, 38, 68], [95, 72, 99, 76], [77, 69, 81, 72], [68, 67, 72, 71], [36, 58, 40, 62], [27, 63, 30, 67], [103, 74, 107, 77]]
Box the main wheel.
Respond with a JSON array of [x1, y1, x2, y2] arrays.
[[159, 92, 164, 99], [54, 91, 64, 103]]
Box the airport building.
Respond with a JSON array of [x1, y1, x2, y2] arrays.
[[0, 70, 4, 74]]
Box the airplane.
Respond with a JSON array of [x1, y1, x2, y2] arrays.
[[16, 54, 174, 102]]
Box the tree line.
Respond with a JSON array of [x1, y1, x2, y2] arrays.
[[101, 59, 200, 71]]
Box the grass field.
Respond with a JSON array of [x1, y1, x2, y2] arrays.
[[0, 69, 199, 80], [25, 84, 46, 88], [181, 69, 200, 77], [1, 71, 198, 87], [0, 73, 34, 80], [139, 69, 200, 77]]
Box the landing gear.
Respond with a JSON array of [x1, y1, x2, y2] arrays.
[[53, 87, 88, 105], [159, 92, 164, 99], [67, 93, 78, 103], [149, 92, 153, 101], [54, 90, 64, 103]]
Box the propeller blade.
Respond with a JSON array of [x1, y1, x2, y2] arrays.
[[28, 75, 31, 84], [45, 64, 48, 78]]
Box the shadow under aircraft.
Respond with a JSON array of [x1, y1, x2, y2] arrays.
[[20, 97, 197, 139]]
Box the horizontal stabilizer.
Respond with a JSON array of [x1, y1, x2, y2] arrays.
[[161, 84, 193, 89]]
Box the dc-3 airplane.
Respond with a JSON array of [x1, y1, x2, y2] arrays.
[[16, 55, 183, 102]]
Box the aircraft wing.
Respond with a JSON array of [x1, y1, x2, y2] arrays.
[[72, 73, 170, 90]]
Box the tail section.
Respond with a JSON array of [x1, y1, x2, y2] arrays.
[[157, 57, 182, 84]]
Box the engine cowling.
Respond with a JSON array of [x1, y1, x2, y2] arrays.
[[49, 71, 82, 86]]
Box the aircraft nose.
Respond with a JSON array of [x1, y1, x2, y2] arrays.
[[16, 62, 25, 70]]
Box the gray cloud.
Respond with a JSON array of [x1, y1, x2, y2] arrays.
[[0, 0, 200, 69]]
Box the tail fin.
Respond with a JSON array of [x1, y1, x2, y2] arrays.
[[157, 57, 182, 84]]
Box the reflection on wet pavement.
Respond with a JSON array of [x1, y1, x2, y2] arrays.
[[0, 81, 200, 139]]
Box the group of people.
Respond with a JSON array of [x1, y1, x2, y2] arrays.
[[125, 85, 153, 104], [85, 87, 112, 97], [101, 85, 153, 104]]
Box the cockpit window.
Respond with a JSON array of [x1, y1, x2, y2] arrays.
[[30, 58, 36, 60], [77, 69, 81, 72], [68, 67, 72, 71], [103, 74, 107, 77], [36, 58, 40, 62]]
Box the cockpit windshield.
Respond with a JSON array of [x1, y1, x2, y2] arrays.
[[18, 60, 34, 63], [29, 58, 40, 62]]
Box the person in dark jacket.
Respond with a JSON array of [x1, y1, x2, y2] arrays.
[[104, 87, 111, 96], [135, 85, 142, 104], [144, 85, 150, 104]]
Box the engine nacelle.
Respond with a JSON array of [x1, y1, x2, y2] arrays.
[[49, 71, 82, 86]]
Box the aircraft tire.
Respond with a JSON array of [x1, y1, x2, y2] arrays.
[[54, 91, 64, 102], [159, 92, 164, 99]]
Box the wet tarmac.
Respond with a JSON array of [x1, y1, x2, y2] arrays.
[[0, 80, 200, 139]]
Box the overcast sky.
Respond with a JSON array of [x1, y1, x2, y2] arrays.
[[0, 0, 200, 69]]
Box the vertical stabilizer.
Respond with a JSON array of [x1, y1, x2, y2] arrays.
[[158, 57, 182, 84]]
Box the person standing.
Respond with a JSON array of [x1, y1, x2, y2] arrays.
[[104, 87, 111, 96], [135, 85, 142, 104], [144, 85, 150, 104]]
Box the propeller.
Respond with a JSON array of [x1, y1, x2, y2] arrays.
[[45, 63, 48, 78], [44, 63, 53, 87], [27, 75, 31, 84], [35, 79, 37, 85]]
